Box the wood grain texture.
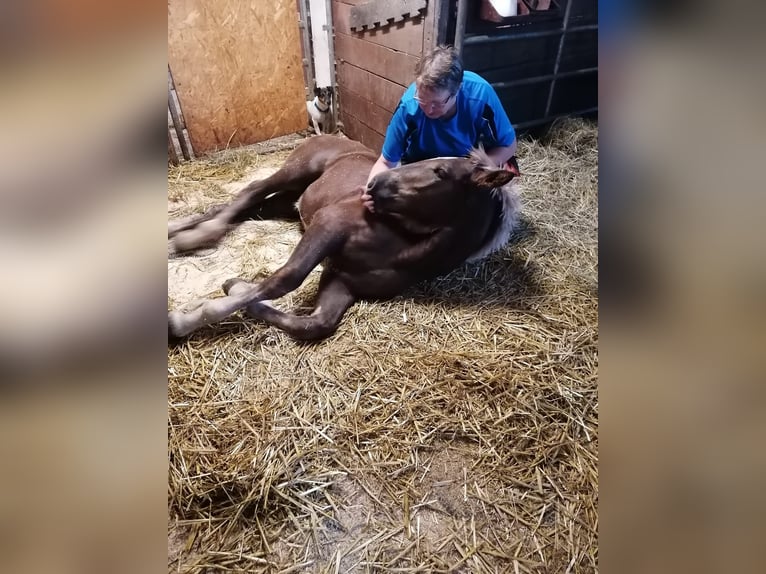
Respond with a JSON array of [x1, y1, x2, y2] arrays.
[[334, 33, 419, 88], [338, 86, 393, 136], [341, 112, 385, 153], [168, 123, 180, 165], [332, 1, 424, 55], [348, 0, 427, 31], [336, 60, 406, 114], [168, 0, 306, 154]]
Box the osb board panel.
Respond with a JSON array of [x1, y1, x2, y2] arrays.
[[335, 33, 419, 88], [339, 86, 392, 136], [332, 1, 424, 56], [168, 0, 306, 154], [342, 112, 385, 153], [337, 61, 406, 114]]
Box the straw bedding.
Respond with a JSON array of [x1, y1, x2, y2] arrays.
[[168, 119, 598, 573]]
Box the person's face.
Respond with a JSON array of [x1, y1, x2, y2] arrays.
[[414, 85, 457, 119]]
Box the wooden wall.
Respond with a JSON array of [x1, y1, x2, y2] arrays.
[[332, 0, 438, 152], [168, 0, 307, 155]]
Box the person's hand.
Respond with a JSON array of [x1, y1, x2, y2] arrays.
[[359, 184, 375, 212]]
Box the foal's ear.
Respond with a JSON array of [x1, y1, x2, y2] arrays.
[[470, 166, 516, 190]]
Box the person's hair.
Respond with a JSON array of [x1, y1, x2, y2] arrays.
[[415, 45, 464, 95]]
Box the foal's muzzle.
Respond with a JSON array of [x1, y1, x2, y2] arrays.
[[366, 177, 395, 208]]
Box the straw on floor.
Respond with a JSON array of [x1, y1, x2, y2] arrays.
[[168, 118, 598, 573]]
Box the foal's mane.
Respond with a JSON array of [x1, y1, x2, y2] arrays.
[[468, 145, 498, 171]]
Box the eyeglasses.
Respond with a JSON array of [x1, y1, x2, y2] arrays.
[[414, 91, 454, 109]]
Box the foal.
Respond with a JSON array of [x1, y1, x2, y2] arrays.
[[168, 136, 520, 340]]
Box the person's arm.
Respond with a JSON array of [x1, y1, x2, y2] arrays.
[[486, 140, 517, 168], [360, 95, 411, 211], [361, 155, 400, 212], [366, 154, 399, 185], [481, 80, 517, 167]]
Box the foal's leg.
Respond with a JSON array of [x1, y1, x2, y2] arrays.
[[224, 271, 355, 340], [168, 204, 225, 238], [168, 212, 347, 337], [170, 137, 356, 253], [171, 170, 314, 253]]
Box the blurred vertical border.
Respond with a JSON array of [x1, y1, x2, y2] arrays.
[[599, 0, 766, 572], [0, 1, 167, 572]]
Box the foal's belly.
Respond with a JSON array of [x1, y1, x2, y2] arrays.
[[297, 159, 371, 223], [334, 267, 417, 299]]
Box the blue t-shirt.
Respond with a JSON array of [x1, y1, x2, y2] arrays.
[[381, 71, 516, 164]]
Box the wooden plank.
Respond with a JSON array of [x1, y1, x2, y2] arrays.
[[336, 60, 406, 114], [334, 33, 418, 87], [332, 1, 424, 55], [180, 128, 196, 160], [169, 90, 185, 129], [168, 75, 193, 160], [348, 0, 427, 31], [168, 0, 306, 154], [341, 113, 385, 153], [297, 0, 315, 95], [421, 0, 447, 53], [338, 86, 392, 136], [168, 133, 179, 165], [168, 116, 181, 165]]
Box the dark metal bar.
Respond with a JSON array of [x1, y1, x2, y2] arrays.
[[544, 0, 574, 118], [434, 0, 448, 46], [463, 24, 597, 45], [454, 0, 469, 55], [490, 66, 597, 90]]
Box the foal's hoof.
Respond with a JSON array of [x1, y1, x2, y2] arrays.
[[222, 277, 250, 295], [168, 315, 184, 345], [168, 312, 183, 342], [168, 310, 193, 339], [172, 220, 228, 253], [168, 219, 188, 238]]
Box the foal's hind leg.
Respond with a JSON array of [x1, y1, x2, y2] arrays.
[[168, 204, 225, 238], [224, 271, 355, 340], [170, 154, 324, 253], [171, 173, 311, 253]]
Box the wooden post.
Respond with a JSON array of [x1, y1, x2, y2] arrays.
[[309, 0, 332, 88]]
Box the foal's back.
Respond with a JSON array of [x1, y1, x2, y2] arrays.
[[295, 138, 377, 223]]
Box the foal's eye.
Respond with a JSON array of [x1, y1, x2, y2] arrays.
[[434, 166, 448, 179]]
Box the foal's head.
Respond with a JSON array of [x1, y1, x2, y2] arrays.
[[365, 150, 518, 231]]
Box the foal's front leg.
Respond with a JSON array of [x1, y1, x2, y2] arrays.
[[168, 214, 347, 337], [224, 270, 355, 340]]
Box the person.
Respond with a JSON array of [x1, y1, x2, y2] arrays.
[[361, 45, 517, 212]]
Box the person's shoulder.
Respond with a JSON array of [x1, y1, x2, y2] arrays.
[[461, 71, 495, 100], [462, 71, 492, 90]]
